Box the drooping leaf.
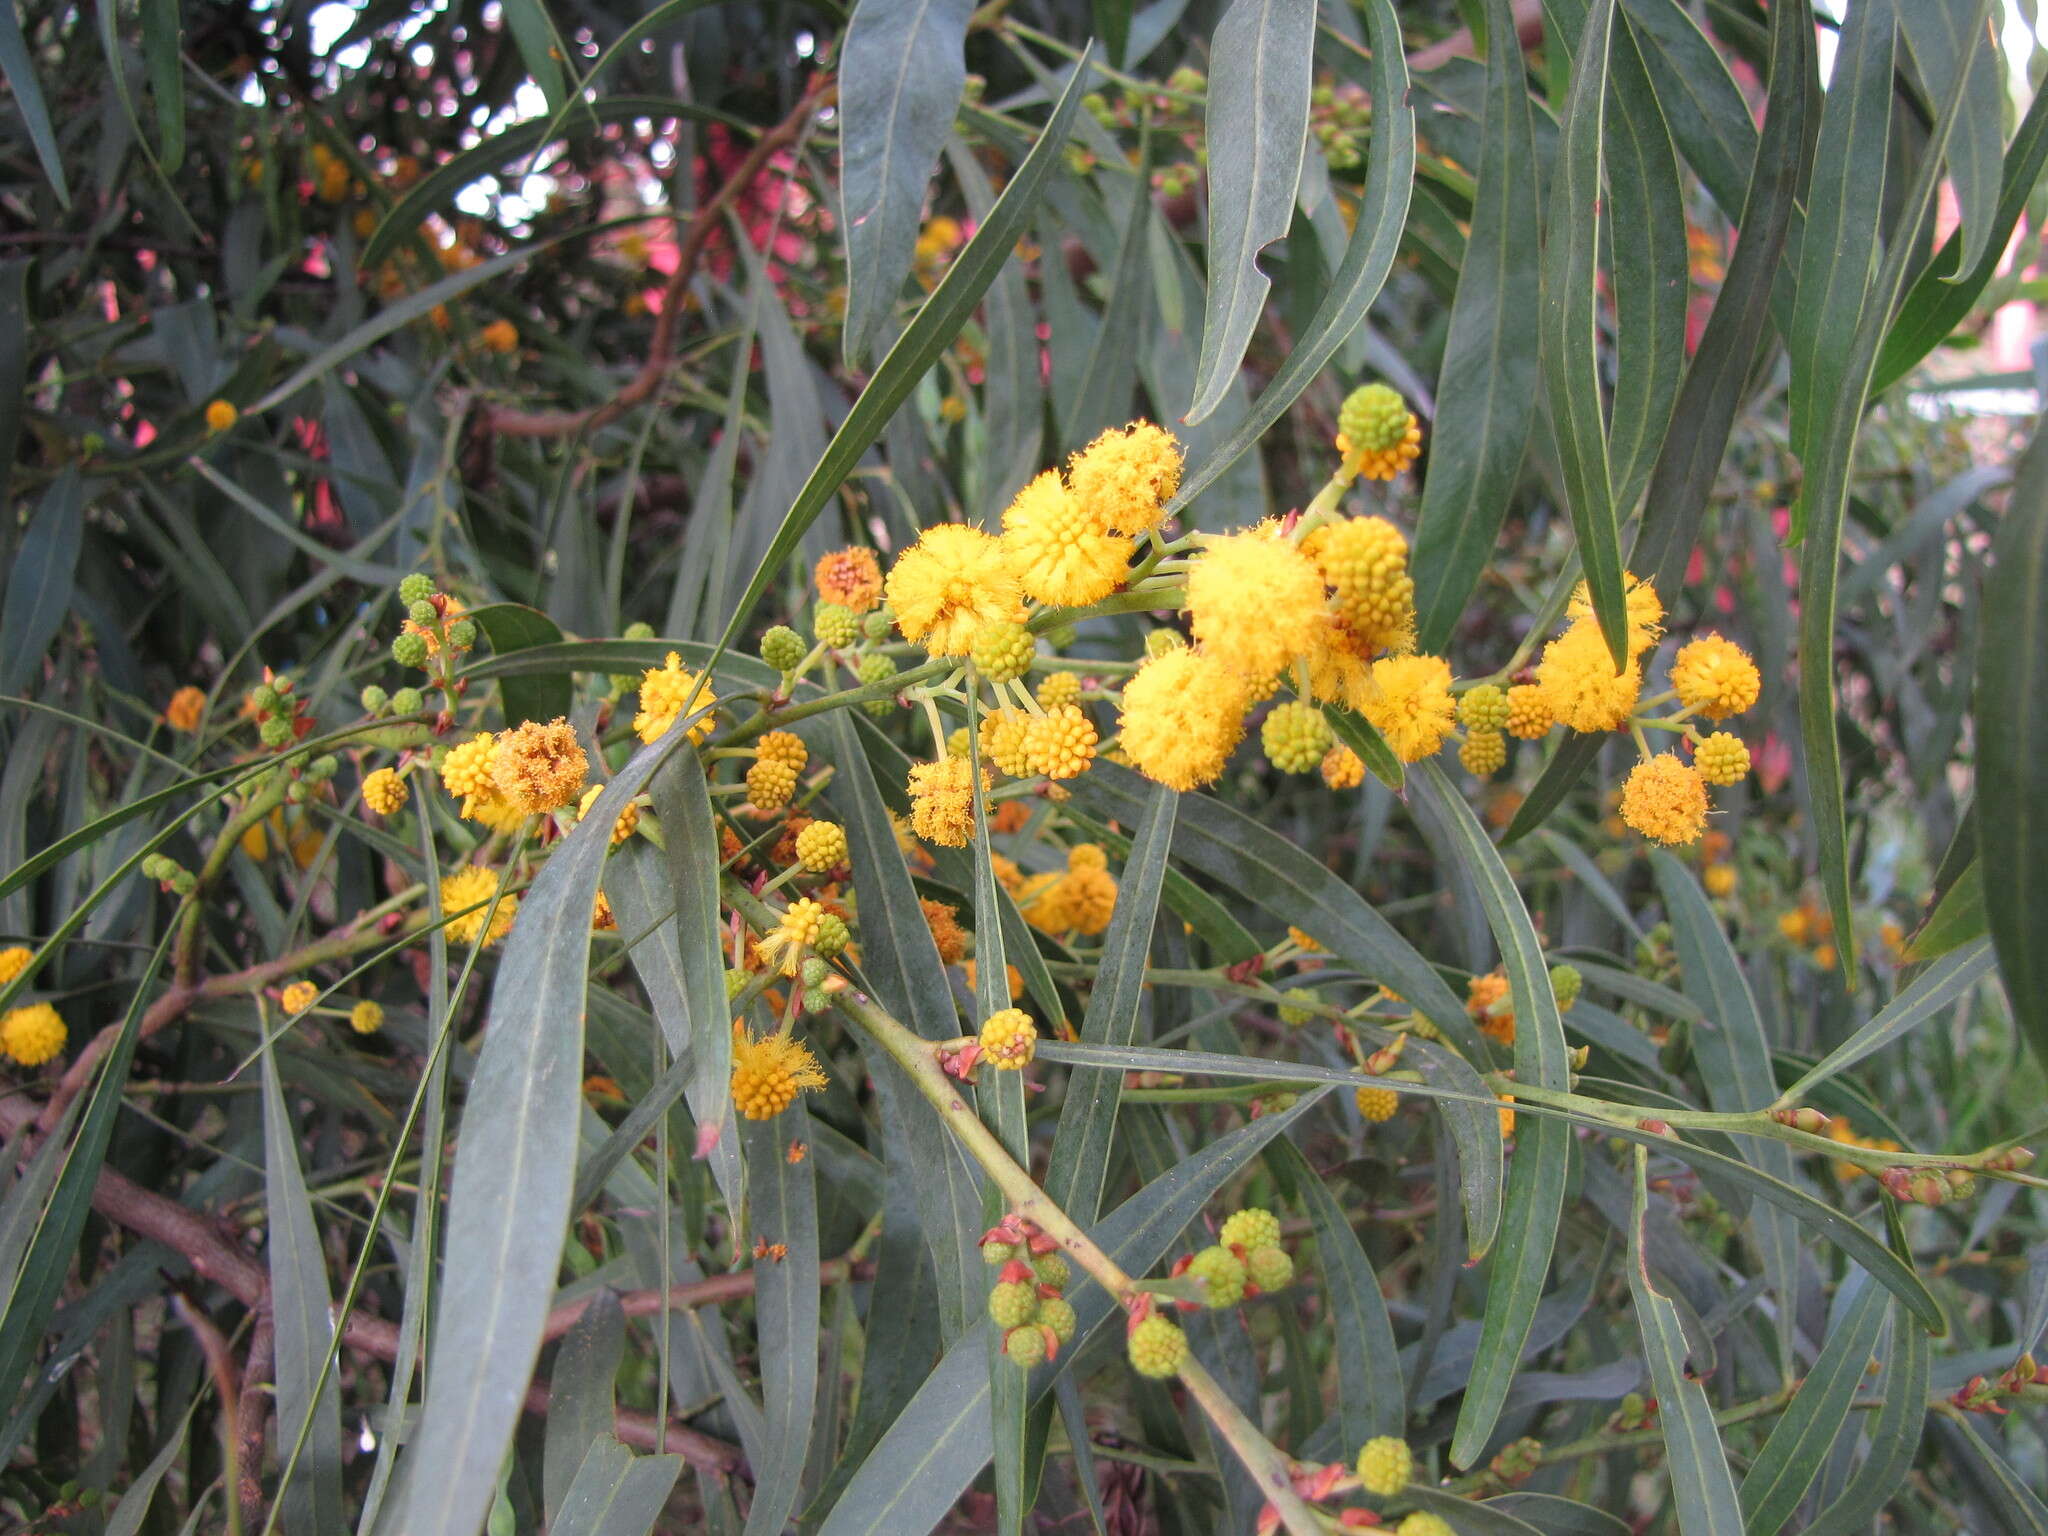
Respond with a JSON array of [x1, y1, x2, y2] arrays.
[[1411, 0, 1543, 651], [839, 0, 975, 365], [469, 603, 573, 726], [0, 467, 84, 699], [0, 0, 69, 206], [1185, 0, 1316, 424]]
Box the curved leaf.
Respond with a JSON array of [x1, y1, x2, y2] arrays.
[[469, 603, 572, 725], [1411, 0, 1542, 651], [1778, 937, 1995, 1103], [1802, 1301, 1931, 1536], [840, 0, 975, 365], [1185, 0, 1315, 424]]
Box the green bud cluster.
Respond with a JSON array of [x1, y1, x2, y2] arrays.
[[760, 625, 808, 673], [813, 603, 859, 648]]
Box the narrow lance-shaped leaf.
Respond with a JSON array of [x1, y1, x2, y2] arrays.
[[0, 0, 69, 206], [1977, 405, 2048, 1073], [1185, 0, 1315, 425], [839, 0, 975, 365], [1411, 0, 1543, 651], [1802, 1300, 1932, 1536], [1413, 764, 1572, 1468], [1174, 0, 1412, 506], [1538, 0, 1629, 668], [1627, 1148, 1744, 1535], [739, 1107, 821, 1536]]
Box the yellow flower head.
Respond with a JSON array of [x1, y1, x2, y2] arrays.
[[814, 547, 884, 613], [0, 946, 32, 987], [204, 399, 239, 433], [592, 890, 616, 930], [441, 732, 498, 800], [1566, 573, 1664, 659], [1505, 683, 1554, 740], [1186, 524, 1328, 683], [165, 686, 207, 733], [747, 759, 798, 811], [1694, 732, 1751, 786], [886, 524, 1025, 656], [1535, 622, 1642, 733], [1058, 866, 1118, 936], [634, 653, 719, 745], [1356, 1436, 1414, 1498], [1036, 670, 1083, 711], [1300, 620, 1378, 713], [794, 820, 848, 872], [1067, 843, 1109, 873], [491, 717, 588, 815], [1000, 471, 1133, 608], [2, 1002, 66, 1066], [907, 756, 984, 846], [350, 1000, 385, 1034], [363, 767, 408, 816], [1301, 516, 1415, 654], [578, 783, 640, 844], [757, 731, 809, 771], [1620, 754, 1710, 846], [1670, 634, 1761, 720], [281, 980, 319, 1014], [731, 1025, 828, 1120], [1024, 704, 1098, 780], [1360, 654, 1457, 763], [1467, 972, 1514, 1044], [1116, 647, 1251, 792], [979, 707, 1035, 777], [443, 865, 518, 947], [1321, 744, 1365, 789], [979, 1007, 1038, 1068], [756, 897, 825, 975], [481, 319, 518, 354], [1066, 421, 1184, 534]]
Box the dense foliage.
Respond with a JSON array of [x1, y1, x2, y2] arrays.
[[3, 0, 2047, 1533]]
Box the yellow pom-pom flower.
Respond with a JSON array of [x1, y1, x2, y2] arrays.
[[1000, 471, 1133, 607], [204, 399, 239, 433], [1694, 732, 1751, 785], [1355, 1083, 1399, 1122], [1302, 515, 1415, 653], [164, 685, 207, 733], [281, 980, 319, 1014], [1536, 623, 1642, 733], [1127, 1315, 1188, 1378], [1300, 620, 1378, 712], [1185, 524, 1328, 684], [886, 524, 1026, 656], [979, 708, 1036, 778], [1671, 634, 1761, 720], [1398, 1514, 1455, 1536], [1459, 728, 1508, 777], [0, 947, 30, 987], [491, 716, 588, 815], [1116, 647, 1250, 791], [1024, 704, 1098, 780], [1356, 1436, 1414, 1497], [978, 1007, 1037, 1068], [1057, 863, 1118, 936], [794, 820, 848, 872], [2, 1002, 66, 1065], [757, 731, 809, 771], [363, 767, 408, 816], [1567, 572, 1664, 659], [1468, 972, 1514, 1044], [577, 783, 639, 844], [1321, 744, 1365, 789], [1620, 754, 1710, 846], [907, 757, 983, 846], [442, 732, 498, 800], [350, 1000, 385, 1035], [756, 897, 826, 975], [1066, 421, 1184, 534], [1361, 654, 1457, 763], [1035, 670, 1082, 711], [746, 759, 798, 811], [1505, 683, 1554, 739], [634, 653, 719, 744], [731, 1026, 828, 1120], [443, 865, 518, 947]]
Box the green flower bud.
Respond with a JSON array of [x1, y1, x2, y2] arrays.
[[800, 956, 830, 989], [724, 967, 751, 999], [1038, 1296, 1076, 1343], [444, 618, 476, 649], [259, 716, 295, 748], [862, 608, 895, 642], [306, 755, 339, 781], [760, 625, 808, 673], [359, 685, 389, 713], [391, 633, 430, 669], [389, 687, 424, 715], [1032, 1253, 1070, 1289], [250, 684, 282, 713], [407, 599, 438, 625], [398, 573, 436, 605], [623, 620, 655, 641], [1005, 1324, 1047, 1368], [813, 603, 860, 648], [813, 913, 850, 959], [988, 1280, 1038, 1329]]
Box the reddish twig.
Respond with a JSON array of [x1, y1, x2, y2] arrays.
[[237, 1312, 276, 1530], [478, 77, 836, 440]]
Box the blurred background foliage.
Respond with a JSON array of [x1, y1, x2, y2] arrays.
[[4, 0, 2048, 1532]]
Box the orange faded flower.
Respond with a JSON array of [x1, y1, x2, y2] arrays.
[[164, 686, 207, 734], [814, 547, 885, 613]]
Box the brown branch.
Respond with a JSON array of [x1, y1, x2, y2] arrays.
[[237, 1312, 276, 1530], [0, 1092, 830, 1475], [478, 76, 837, 440]]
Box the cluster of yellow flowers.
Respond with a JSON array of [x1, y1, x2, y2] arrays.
[[0, 946, 65, 1067]]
